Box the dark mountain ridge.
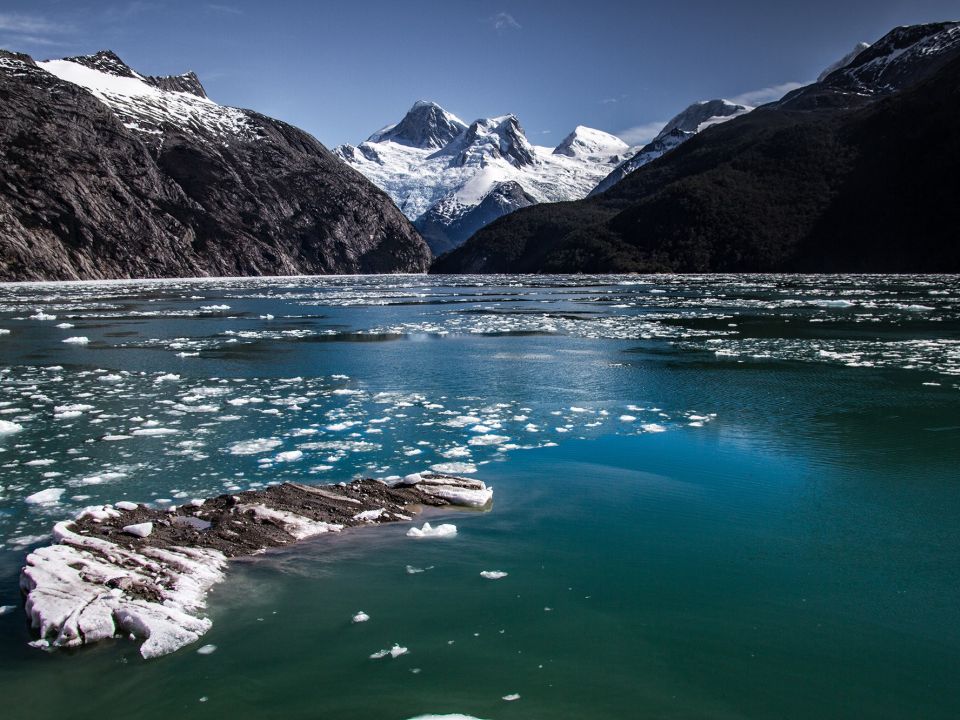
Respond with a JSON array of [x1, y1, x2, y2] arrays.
[[0, 49, 429, 281], [432, 22, 960, 274]]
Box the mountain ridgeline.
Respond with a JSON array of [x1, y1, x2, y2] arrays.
[[433, 22, 960, 274], [0, 50, 429, 281], [334, 104, 631, 256]]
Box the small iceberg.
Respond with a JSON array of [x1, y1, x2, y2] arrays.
[[406, 522, 457, 538], [480, 571, 508, 580], [370, 643, 408, 659]]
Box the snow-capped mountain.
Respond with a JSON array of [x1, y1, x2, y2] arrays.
[[780, 21, 960, 109], [590, 99, 750, 196], [36, 51, 261, 143], [817, 41, 871, 82], [335, 102, 628, 254], [0, 49, 428, 280]]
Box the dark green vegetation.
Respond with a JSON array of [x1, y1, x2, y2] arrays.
[[433, 23, 960, 274]]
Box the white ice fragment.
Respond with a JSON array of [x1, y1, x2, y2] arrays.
[[370, 644, 408, 659], [115, 501, 139, 511], [0, 420, 23, 435], [480, 571, 508, 580], [56, 323, 74, 329], [29, 310, 56, 321], [352, 611, 370, 623], [502, 694, 521, 701], [123, 522, 153, 538], [62, 337, 90, 345], [352, 508, 386, 522], [196, 644, 217, 655], [25, 488, 65, 505], [228, 438, 282, 455], [641, 423, 667, 433], [155, 374, 181, 383], [406, 522, 457, 539], [132, 427, 179, 436], [274, 450, 303, 462]]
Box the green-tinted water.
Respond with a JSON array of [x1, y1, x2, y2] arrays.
[[0, 275, 957, 719]]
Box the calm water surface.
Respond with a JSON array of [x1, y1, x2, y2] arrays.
[[0, 274, 957, 719]]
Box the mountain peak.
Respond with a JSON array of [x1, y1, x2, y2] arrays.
[[368, 100, 467, 149], [553, 126, 629, 158], [63, 50, 137, 78], [818, 41, 871, 82], [654, 99, 750, 142]]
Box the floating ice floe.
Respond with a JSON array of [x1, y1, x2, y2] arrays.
[[502, 694, 521, 701], [25, 488, 65, 505], [352, 611, 370, 623], [228, 437, 283, 455], [19, 476, 490, 659], [29, 310, 56, 321], [407, 522, 457, 538], [196, 644, 217, 655], [480, 571, 508, 580], [61, 337, 89, 345], [0, 419, 23, 435], [370, 644, 408, 659]]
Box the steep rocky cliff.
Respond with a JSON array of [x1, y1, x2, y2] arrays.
[[0, 50, 429, 281]]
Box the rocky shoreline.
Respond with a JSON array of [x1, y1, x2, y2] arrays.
[[20, 474, 492, 659]]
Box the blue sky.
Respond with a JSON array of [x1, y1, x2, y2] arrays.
[[2, 0, 958, 147]]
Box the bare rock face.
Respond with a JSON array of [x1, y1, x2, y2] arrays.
[[20, 475, 492, 659], [0, 50, 430, 281]]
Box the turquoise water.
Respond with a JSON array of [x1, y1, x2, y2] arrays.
[[0, 275, 958, 719]]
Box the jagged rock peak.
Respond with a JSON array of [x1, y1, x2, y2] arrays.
[[145, 71, 207, 98], [368, 100, 468, 149], [63, 50, 137, 78], [57, 49, 208, 97], [553, 126, 629, 158]]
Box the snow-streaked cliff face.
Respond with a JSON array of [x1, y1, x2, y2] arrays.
[[335, 102, 627, 253], [37, 51, 260, 142], [589, 99, 751, 197]]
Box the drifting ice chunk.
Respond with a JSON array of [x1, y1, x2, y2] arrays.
[[25, 488, 65, 505], [123, 522, 153, 538], [370, 643, 408, 659], [406, 522, 457, 538], [352, 611, 370, 623], [228, 438, 283, 455], [62, 337, 90, 345], [480, 571, 508, 580], [115, 501, 139, 511], [0, 419, 23, 435], [196, 644, 217, 655], [502, 694, 521, 701]]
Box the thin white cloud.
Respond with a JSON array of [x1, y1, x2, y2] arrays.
[[489, 12, 521, 32], [616, 120, 666, 147], [205, 3, 244, 15], [729, 81, 807, 107], [0, 12, 74, 48]]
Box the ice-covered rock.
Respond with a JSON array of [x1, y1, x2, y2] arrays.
[[19, 476, 490, 658]]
